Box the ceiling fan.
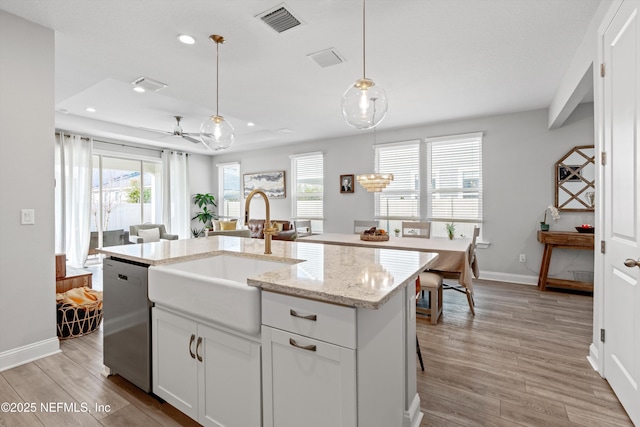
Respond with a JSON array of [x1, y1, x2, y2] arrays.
[[146, 115, 201, 144]]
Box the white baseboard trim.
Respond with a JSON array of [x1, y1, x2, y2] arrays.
[[587, 342, 601, 375], [0, 337, 60, 372], [479, 271, 539, 285], [404, 393, 423, 427]]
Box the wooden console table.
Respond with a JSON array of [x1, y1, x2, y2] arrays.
[[537, 231, 594, 292]]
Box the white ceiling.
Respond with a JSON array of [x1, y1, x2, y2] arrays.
[[0, 0, 601, 155]]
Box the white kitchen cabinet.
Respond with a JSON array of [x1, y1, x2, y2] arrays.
[[152, 307, 261, 427], [262, 289, 412, 427], [262, 326, 356, 427]]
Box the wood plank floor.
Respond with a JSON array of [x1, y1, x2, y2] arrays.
[[0, 280, 632, 426], [418, 279, 632, 426]]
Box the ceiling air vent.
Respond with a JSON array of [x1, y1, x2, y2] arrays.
[[130, 77, 168, 92], [308, 48, 345, 68], [257, 3, 303, 33]]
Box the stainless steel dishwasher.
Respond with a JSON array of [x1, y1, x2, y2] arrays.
[[103, 257, 152, 392]]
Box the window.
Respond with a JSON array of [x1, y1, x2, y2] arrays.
[[374, 141, 420, 232], [291, 152, 324, 233], [426, 132, 483, 238], [217, 162, 241, 220]]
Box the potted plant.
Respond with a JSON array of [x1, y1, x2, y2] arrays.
[[445, 222, 456, 240], [394, 228, 400, 237], [540, 205, 560, 231], [192, 193, 217, 236]]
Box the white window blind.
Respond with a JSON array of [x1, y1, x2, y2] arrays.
[[374, 141, 420, 221], [426, 132, 483, 227], [217, 162, 241, 219], [291, 152, 324, 232]]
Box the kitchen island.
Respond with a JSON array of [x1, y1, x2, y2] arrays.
[[98, 235, 437, 427]]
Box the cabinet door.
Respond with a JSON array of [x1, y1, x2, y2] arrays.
[[152, 308, 199, 419], [198, 323, 261, 427], [262, 326, 356, 427]]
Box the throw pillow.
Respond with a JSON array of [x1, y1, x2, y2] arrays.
[[138, 227, 160, 242], [220, 221, 237, 230], [211, 220, 220, 231], [271, 222, 283, 232]]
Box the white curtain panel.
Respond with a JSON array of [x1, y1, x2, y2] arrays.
[[162, 151, 190, 239], [56, 133, 93, 268]]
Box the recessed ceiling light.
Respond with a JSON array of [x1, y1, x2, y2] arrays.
[[85, 107, 96, 113], [177, 34, 196, 45], [133, 86, 145, 93], [247, 122, 255, 127]]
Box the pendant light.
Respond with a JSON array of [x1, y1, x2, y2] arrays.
[[200, 35, 235, 151], [356, 172, 394, 192], [341, 0, 388, 130], [357, 119, 394, 192]]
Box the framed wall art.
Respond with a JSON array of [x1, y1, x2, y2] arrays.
[[340, 174, 354, 193], [243, 170, 286, 198]]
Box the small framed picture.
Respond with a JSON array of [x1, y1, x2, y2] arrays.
[[340, 174, 354, 193], [558, 165, 582, 182]]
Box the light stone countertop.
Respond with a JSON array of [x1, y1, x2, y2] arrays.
[[97, 236, 438, 309]]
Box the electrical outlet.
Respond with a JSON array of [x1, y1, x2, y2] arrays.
[[519, 254, 526, 263]]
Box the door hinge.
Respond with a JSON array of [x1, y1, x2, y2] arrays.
[[601, 240, 606, 254], [601, 151, 607, 165], [601, 328, 605, 342], [600, 63, 605, 77]]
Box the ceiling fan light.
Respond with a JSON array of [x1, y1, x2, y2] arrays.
[[200, 115, 235, 151], [342, 80, 388, 130]]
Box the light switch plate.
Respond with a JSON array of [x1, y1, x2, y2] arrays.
[[21, 209, 35, 225]]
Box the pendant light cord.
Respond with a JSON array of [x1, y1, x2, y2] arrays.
[[216, 40, 220, 117], [362, 0, 366, 79]]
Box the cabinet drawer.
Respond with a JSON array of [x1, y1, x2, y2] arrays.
[[262, 292, 356, 349]]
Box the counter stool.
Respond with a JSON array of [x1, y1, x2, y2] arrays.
[[417, 272, 443, 324]]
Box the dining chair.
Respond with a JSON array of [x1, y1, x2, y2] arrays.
[[416, 271, 443, 324], [402, 221, 431, 238], [354, 220, 378, 234], [294, 220, 312, 237], [431, 226, 480, 315]]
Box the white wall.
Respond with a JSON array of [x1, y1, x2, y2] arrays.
[[548, 0, 613, 128], [212, 104, 596, 283], [0, 11, 59, 369]]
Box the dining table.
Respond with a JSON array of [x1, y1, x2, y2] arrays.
[[297, 233, 477, 292]]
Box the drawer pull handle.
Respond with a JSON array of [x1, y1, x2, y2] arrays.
[[289, 338, 316, 352], [189, 334, 196, 359], [289, 309, 317, 321], [117, 274, 128, 281], [196, 337, 203, 362]]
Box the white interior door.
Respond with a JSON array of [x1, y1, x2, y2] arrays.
[[602, 0, 640, 424]]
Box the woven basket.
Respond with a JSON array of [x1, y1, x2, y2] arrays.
[[56, 301, 103, 339], [360, 232, 389, 242]]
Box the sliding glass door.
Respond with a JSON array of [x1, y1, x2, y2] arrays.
[[91, 155, 163, 247]]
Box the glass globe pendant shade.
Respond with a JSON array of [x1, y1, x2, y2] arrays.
[[200, 115, 235, 151], [341, 78, 388, 130]]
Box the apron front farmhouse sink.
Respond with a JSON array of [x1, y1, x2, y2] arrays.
[[148, 254, 292, 335]]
